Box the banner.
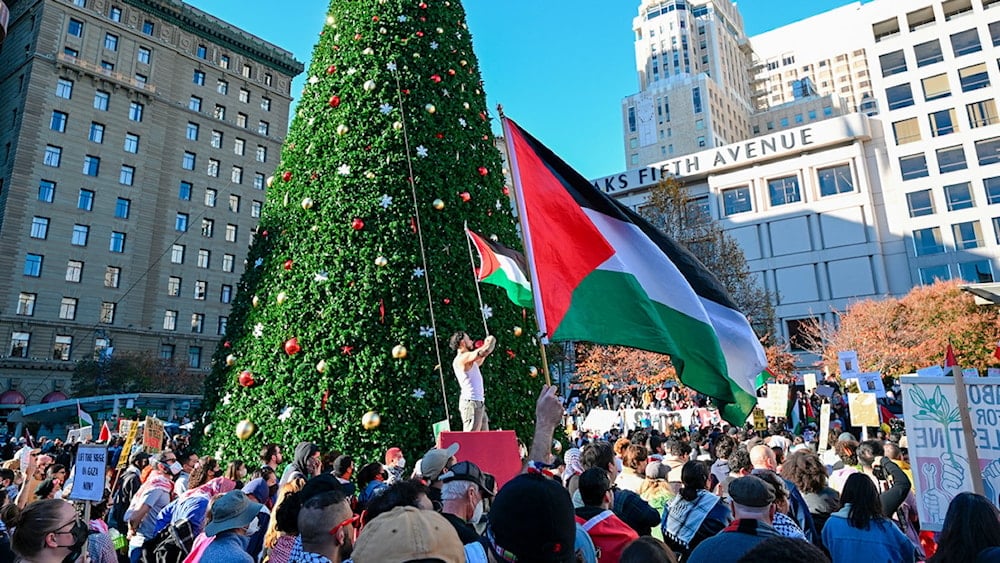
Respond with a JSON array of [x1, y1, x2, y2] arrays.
[[580, 407, 718, 434], [900, 376, 1000, 531], [142, 417, 164, 452]]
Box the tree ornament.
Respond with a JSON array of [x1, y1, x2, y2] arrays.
[[326, 64, 337, 74], [430, 74, 442, 83], [276, 291, 288, 304], [447, 68, 456, 76], [235, 420, 256, 440], [363, 80, 376, 91], [316, 359, 328, 373], [238, 370, 256, 387], [362, 411, 381, 430], [284, 259, 294, 270], [252, 296, 260, 308], [352, 218, 365, 230], [425, 103, 436, 113], [362, 47, 374, 55], [301, 197, 314, 210], [226, 354, 237, 366], [392, 344, 408, 359], [284, 337, 301, 355], [223, 341, 231, 348], [478, 167, 488, 176], [375, 256, 388, 267], [392, 121, 403, 130], [432, 199, 445, 210], [463, 102, 470, 109], [328, 95, 341, 108], [529, 366, 539, 377], [336, 124, 349, 135], [513, 326, 523, 337], [203, 423, 212, 436], [502, 186, 510, 196], [459, 191, 471, 202], [266, 176, 275, 188], [282, 171, 292, 182]]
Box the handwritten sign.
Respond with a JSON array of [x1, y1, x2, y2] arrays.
[[819, 404, 832, 451], [848, 393, 879, 427], [142, 417, 164, 452], [69, 445, 107, 502], [117, 420, 138, 470], [752, 408, 767, 431], [804, 373, 817, 394], [760, 384, 788, 418]]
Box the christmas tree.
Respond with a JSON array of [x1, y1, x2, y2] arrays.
[[197, 0, 543, 463]]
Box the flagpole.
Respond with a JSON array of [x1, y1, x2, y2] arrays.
[[463, 222, 490, 336], [499, 109, 552, 387]]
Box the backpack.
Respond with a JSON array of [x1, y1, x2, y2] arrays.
[[140, 520, 196, 563], [575, 510, 638, 563]]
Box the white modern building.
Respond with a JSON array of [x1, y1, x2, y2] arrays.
[[614, 0, 1000, 351]]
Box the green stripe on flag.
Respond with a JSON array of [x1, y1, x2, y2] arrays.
[[481, 268, 533, 309]]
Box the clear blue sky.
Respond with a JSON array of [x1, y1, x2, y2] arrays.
[[187, 0, 858, 178]]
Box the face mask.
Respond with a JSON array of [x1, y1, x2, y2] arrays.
[[58, 519, 88, 563], [245, 516, 260, 537], [397, 457, 406, 468], [471, 499, 484, 525], [169, 461, 183, 475]]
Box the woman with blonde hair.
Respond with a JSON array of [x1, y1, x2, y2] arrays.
[[10, 499, 88, 563], [223, 460, 248, 490], [262, 478, 305, 563]]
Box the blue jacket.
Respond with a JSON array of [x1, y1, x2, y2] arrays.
[[199, 531, 254, 563], [686, 519, 782, 563], [821, 505, 915, 563]]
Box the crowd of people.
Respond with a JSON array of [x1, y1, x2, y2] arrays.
[[0, 383, 997, 563]]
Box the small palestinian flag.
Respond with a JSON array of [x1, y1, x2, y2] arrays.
[[466, 228, 534, 309]]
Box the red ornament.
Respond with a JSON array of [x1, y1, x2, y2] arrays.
[[322, 389, 329, 410], [281, 171, 292, 182], [416, 31, 424, 37], [506, 350, 516, 359], [326, 65, 336, 74], [283, 259, 293, 270], [435, 133, 444, 139], [261, 230, 269, 237], [402, 89, 410, 95], [372, 15, 379, 21], [474, 339, 484, 349], [443, 298, 451, 305], [430, 74, 442, 83], [354, 33, 362, 40], [419, 2, 427, 8], [479, 112, 487, 121], [328, 95, 341, 108], [447, 69, 456, 76], [410, 217, 417, 233], [223, 341, 231, 348], [459, 192, 471, 202], [238, 370, 255, 387], [351, 218, 365, 230], [502, 186, 510, 196], [477, 167, 488, 176], [284, 338, 301, 355], [379, 299, 385, 323]]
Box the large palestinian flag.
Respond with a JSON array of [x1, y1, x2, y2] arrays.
[[466, 227, 534, 309], [502, 118, 766, 425]]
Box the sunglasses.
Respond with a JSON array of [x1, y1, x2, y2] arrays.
[[328, 514, 360, 536]]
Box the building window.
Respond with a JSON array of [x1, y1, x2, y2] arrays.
[[225, 224, 238, 242], [254, 173, 265, 190], [211, 131, 223, 148], [221, 285, 233, 303], [251, 200, 262, 218], [236, 113, 248, 128], [255, 145, 267, 163], [188, 346, 202, 368], [38, 180, 55, 202], [65, 260, 83, 282], [922, 74, 951, 101], [78, 189, 94, 211], [123, 133, 139, 153], [222, 254, 235, 272], [234, 138, 245, 155], [914, 39, 944, 66], [239, 88, 249, 103], [242, 64, 252, 79], [217, 80, 228, 95], [171, 244, 185, 264], [976, 137, 1000, 166], [10, 333, 29, 358], [104, 33, 119, 51], [768, 175, 801, 206], [958, 260, 994, 283], [105, 266, 120, 288], [258, 121, 269, 136], [71, 224, 89, 246], [89, 122, 105, 143], [16, 293, 36, 316], [179, 182, 192, 200], [109, 231, 126, 253], [189, 97, 202, 112], [30, 217, 49, 239], [160, 344, 175, 360], [128, 102, 144, 122], [182, 152, 196, 170], [64, 47, 79, 58], [214, 105, 226, 120], [953, 220, 984, 249], [68, 18, 84, 37], [264, 73, 272, 86], [261, 97, 271, 111], [207, 159, 219, 177], [53, 336, 72, 361], [722, 186, 752, 215], [56, 78, 73, 99], [83, 155, 100, 176], [986, 176, 1000, 204], [220, 55, 230, 69], [175, 213, 189, 232], [197, 249, 210, 268], [937, 145, 968, 174], [43, 145, 62, 167], [968, 99, 999, 128], [194, 280, 206, 300], [201, 219, 213, 237], [50, 111, 67, 132], [914, 226, 945, 255], [817, 164, 854, 196], [186, 122, 199, 141], [920, 265, 952, 285], [879, 50, 906, 76], [167, 276, 181, 296], [228, 194, 240, 213], [692, 87, 702, 113], [900, 153, 930, 180], [24, 254, 43, 277], [59, 297, 77, 320], [892, 118, 920, 145], [94, 91, 110, 111], [951, 28, 982, 56], [218, 317, 228, 336], [163, 310, 177, 331], [959, 63, 990, 92], [99, 302, 116, 324], [231, 166, 242, 184], [193, 70, 205, 86], [137, 47, 151, 64], [203, 189, 216, 208], [134, 73, 148, 85], [191, 314, 204, 333], [197, 44, 207, 59], [142, 20, 154, 35], [945, 182, 975, 211], [786, 318, 818, 351]]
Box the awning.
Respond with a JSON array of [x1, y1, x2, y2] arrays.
[[17, 393, 202, 425], [961, 282, 1000, 305]]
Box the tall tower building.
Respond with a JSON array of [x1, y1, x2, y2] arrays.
[[0, 0, 302, 407]]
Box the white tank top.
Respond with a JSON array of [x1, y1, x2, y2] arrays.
[[456, 359, 485, 401]]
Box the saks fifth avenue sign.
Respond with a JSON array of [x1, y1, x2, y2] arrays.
[[592, 114, 871, 194]]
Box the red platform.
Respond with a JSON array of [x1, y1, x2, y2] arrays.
[[437, 430, 522, 489]]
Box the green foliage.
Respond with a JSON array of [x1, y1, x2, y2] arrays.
[[72, 352, 203, 396], [197, 0, 542, 463]]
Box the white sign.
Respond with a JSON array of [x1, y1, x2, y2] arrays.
[[855, 372, 887, 398], [761, 384, 789, 418], [69, 445, 107, 502], [838, 350, 859, 376], [804, 373, 818, 394], [67, 426, 92, 443]]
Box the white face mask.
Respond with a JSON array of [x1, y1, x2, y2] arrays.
[[397, 458, 406, 468], [471, 499, 484, 524], [169, 461, 183, 475], [245, 516, 260, 536]]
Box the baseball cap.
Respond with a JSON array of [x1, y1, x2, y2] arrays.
[[486, 473, 576, 563], [419, 443, 459, 481], [644, 460, 668, 479], [439, 460, 494, 497], [729, 475, 776, 508], [351, 506, 464, 563]]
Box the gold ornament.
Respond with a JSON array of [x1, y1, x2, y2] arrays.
[[276, 291, 288, 304], [365, 171, 376, 179], [363, 80, 376, 91], [432, 199, 445, 210], [436, 27, 444, 34], [392, 344, 408, 359], [301, 197, 314, 209], [235, 420, 256, 440], [325, 15, 335, 25], [392, 121, 403, 130], [362, 47, 374, 55], [460, 59, 468, 66], [336, 124, 349, 136], [529, 366, 539, 378], [316, 359, 328, 373], [252, 296, 260, 308], [513, 326, 523, 337], [462, 102, 470, 110], [266, 176, 275, 188], [375, 256, 388, 267], [362, 411, 381, 430], [204, 423, 213, 436], [225, 354, 237, 366], [425, 104, 436, 114]]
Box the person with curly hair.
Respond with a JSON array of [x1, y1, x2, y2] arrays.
[[187, 456, 220, 491], [929, 492, 1000, 563], [617, 444, 649, 494], [780, 450, 840, 532]]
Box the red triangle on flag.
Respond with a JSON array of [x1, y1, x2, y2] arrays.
[[98, 421, 111, 442], [945, 344, 958, 367], [993, 341, 1000, 362]]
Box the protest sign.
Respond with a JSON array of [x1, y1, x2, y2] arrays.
[[838, 350, 859, 375], [819, 403, 831, 451], [760, 384, 788, 418], [752, 408, 767, 431], [69, 445, 107, 502], [142, 417, 164, 452], [855, 372, 887, 398], [848, 393, 879, 426], [804, 373, 817, 394], [117, 420, 138, 470], [67, 426, 92, 443]]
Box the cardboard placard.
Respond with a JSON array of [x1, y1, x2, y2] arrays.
[[804, 373, 818, 394], [67, 426, 92, 443], [761, 384, 789, 418], [848, 392, 879, 427], [69, 445, 107, 502], [818, 403, 832, 451], [838, 350, 859, 375], [117, 420, 138, 470], [855, 372, 887, 398], [752, 408, 767, 431], [142, 417, 164, 452]]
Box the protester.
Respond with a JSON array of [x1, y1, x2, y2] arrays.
[[737, 536, 831, 563], [620, 536, 678, 563], [929, 492, 1000, 563], [686, 475, 783, 563], [661, 460, 731, 558], [263, 478, 305, 563], [174, 452, 199, 496], [296, 490, 354, 563], [201, 490, 263, 563], [280, 442, 320, 486], [439, 461, 492, 544], [112, 451, 149, 533], [126, 453, 180, 563], [155, 476, 236, 538], [751, 470, 805, 540], [579, 441, 661, 535], [355, 462, 388, 511], [361, 479, 434, 525], [224, 461, 248, 490], [260, 444, 282, 472], [616, 444, 648, 494], [821, 473, 915, 563], [780, 449, 840, 533], [485, 472, 577, 563], [10, 499, 88, 563], [576, 467, 638, 562], [384, 448, 406, 485], [84, 494, 119, 563], [749, 445, 816, 544], [449, 331, 496, 431], [352, 506, 463, 562], [187, 456, 220, 491]]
